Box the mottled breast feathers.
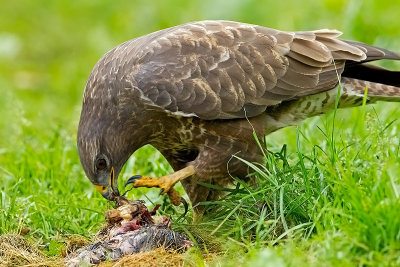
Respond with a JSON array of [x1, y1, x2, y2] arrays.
[[86, 20, 395, 120]]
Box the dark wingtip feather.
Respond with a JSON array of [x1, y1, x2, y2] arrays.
[[342, 63, 400, 88], [342, 40, 400, 61]]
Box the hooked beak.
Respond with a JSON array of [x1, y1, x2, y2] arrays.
[[95, 167, 119, 200]]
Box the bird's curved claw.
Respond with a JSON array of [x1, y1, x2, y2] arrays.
[[124, 166, 196, 217], [125, 175, 142, 187], [125, 175, 189, 217], [125, 166, 195, 193], [180, 197, 188, 217]]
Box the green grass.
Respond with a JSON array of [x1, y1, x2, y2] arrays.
[[1, 0, 400, 266], [195, 107, 400, 266]]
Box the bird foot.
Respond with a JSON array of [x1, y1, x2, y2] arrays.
[[125, 166, 195, 211]]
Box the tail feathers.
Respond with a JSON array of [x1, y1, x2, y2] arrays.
[[341, 77, 400, 102], [265, 78, 400, 134]]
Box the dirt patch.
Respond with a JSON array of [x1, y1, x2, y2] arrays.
[[0, 234, 63, 266], [98, 248, 194, 267], [0, 227, 219, 266], [61, 235, 91, 257], [0, 197, 212, 266], [0, 234, 196, 267]]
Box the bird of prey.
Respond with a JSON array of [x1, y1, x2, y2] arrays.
[[77, 20, 400, 216]]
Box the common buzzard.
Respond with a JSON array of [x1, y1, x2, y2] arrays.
[[77, 20, 400, 215]]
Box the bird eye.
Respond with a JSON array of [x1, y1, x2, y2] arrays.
[[96, 158, 107, 170]]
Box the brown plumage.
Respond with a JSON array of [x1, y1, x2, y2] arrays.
[[77, 20, 400, 214]]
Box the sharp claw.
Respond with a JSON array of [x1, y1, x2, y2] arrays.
[[159, 188, 165, 195], [125, 175, 142, 186], [181, 197, 188, 217]]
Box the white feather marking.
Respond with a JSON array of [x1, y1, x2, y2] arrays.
[[209, 48, 230, 71], [169, 110, 198, 117], [219, 48, 230, 63]]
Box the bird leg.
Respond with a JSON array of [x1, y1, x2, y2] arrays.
[[125, 165, 195, 211]]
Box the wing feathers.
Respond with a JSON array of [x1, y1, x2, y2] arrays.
[[115, 21, 398, 120], [316, 37, 366, 60], [287, 58, 322, 75], [279, 68, 319, 89], [290, 38, 332, 62], [311, 29, 342, 38], [287, 51, 331, 67]]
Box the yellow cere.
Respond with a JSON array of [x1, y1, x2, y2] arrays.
[[95, 185, 108, 194]]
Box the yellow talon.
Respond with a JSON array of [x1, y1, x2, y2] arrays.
[[125, 165, 195, 207]]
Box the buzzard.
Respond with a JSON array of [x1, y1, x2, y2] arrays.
[[77, 20, 400, 215]]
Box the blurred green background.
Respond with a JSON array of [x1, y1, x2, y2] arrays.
[[0, 0, 399, 241]]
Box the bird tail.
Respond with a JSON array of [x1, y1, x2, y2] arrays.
[[341, 77, 400, 105], [265, 70, 400, 134], [265, 44, 400, 133], [340, 42, 400, 102]]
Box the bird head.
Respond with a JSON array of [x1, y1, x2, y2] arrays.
[[76, 89, 147, 201], [76, 46, 158, 201], [79, 147, 120, 200], [77, 122, 128, 200]]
